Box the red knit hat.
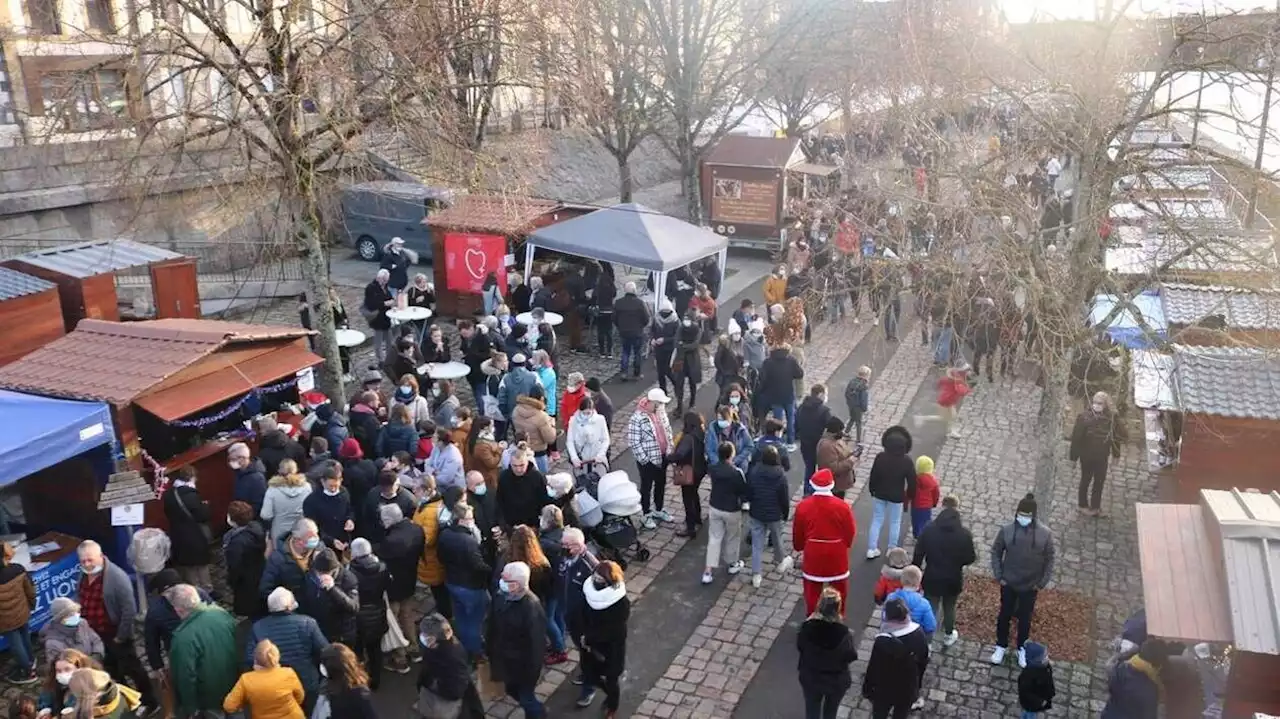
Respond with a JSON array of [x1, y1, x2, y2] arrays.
[[338, 438, 363, 459], [808, 468, 835, 491]]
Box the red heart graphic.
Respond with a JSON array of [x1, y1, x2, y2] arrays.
[[464, 248, 486, 279]]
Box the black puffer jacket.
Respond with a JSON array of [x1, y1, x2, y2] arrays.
[[378, 519, 425, 602], [347, 555, 390, 640], [911, 507, 976, 598], [297, 566, 359, 644], [794, 396, 832, 454], [259, 430, 307, 479], [1069, 409, 1123, 463], [867, 426, 916, 503], [797, 618, 858, 696], [222, 521, 267, 618], [437, 523, 491, 590], [745, 464, 790, 523], [163, 485, 212, 567], [757, 348, 804, 407]]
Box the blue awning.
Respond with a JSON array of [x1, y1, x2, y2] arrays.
[[0, 390, 114, 488], [1089, 291, 1168, 349]]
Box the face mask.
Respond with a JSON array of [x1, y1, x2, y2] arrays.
[[419, 634, 432, 648], [81, 564, 102, 576], [682, 320, 693, 327], [319, 664, 329, 678], [305, 536, 321, 550], [717, 419, 729, 429], [226, 514, 237, 528], [1091, 403, 1105, 413], [547, 487, 557, 499], [729, 396, 741, 406], [497, 579, 511, 595], [62, 614, 82, 628], [432, 388, 442, 397], [1016, 514, 1033, 527], [472, 484, 488, 496], [56, 671, 73, 686], [324, 488, 341, 497], [400, 384, 412, 394]]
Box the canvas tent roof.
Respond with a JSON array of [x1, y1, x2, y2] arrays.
[[526, 203, 729, 272], [0, 390, 113, 488]]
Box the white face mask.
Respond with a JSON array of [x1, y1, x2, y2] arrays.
[[56, 671, 73, 686], [1091, 402, 1105, 413], [324, 487, 341, 497], [226, 514, 237, 528]]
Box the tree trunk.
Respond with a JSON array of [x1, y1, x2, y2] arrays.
[[678, 134, 700, 222], [1033, 349, 1071, 499], [617, 152, 634, 203], [293, 170, 346, 402]]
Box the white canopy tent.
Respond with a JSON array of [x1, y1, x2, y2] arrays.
[[523, 203, 730, 315]]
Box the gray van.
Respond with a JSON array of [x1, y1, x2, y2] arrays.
[[339, 180, 455, 261]]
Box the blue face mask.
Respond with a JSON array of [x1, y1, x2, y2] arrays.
[[305, 536, 321, 550], [729, 396, 741, 406], [1015, 514, 1033, 527], [547, 487, 557, 499], [63, 614, 82, 628], [472, 484, 488, 497], [497, 579, 511, 595], [717, 419, 730, 429]]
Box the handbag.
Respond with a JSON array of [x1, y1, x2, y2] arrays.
[[360, 305, 381, 323], [672, 464, 697, 487], [171, 486, 213, 544], [380, 595, 410, 652]]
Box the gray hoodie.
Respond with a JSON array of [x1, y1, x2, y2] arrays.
[[261, 477, 313, 541], [39, 617, 105, 659], [990, 519, 1055, 592], [743, 331, 766, 371]]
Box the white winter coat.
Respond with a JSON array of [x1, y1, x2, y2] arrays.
[[566, 412, 610, 466]]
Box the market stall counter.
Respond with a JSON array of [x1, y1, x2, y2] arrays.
[[0, 531, 83, 651]]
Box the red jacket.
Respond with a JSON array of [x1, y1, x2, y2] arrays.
[[415, 437, 434, 464], [909, 472, 940, 510], [937, 375, 970, 408], [561, 386, 587, 431], [793, 492, 856, 583], [873, 565, 906, 604]]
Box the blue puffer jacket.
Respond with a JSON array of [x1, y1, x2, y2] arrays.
[[706, 420, 754, 472], [536, 366, 558, 415], [745, 463, 790, 523], [376, 419, 418, 459], [244, 611, 330, 695], [884, 588, 937, 634], [498, 366, 540, 418]]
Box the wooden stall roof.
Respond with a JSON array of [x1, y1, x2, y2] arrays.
[[134, 342, 321, 421], [0, 267, 56, 300], [0, 318, 314, 406], [425, 195, 561, 235], [1135, 502, 1235, 643], [7, 239, 183, 278], [703, 135, 802, 169], [1201, 489, 1280, 655]]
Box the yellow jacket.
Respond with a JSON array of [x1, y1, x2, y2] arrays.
[[763, 276, 787, 307], [413, 497, 446, 585], [223, 666, 305, 719]]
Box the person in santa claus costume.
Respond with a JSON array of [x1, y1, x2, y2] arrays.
[[794, 468, 858, 615]]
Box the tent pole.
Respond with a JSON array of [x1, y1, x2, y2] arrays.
[[653, 270, 666, 316], [716, 248, 728, 299], [523, 243, 535, 285]]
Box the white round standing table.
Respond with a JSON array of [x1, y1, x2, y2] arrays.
[[335, 329, 366, 348], [418, 361, 471, 380], [386, 306, 432, 324], [516, 311, 564, 327]]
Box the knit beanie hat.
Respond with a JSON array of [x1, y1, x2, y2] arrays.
[[50, 597, 80, 623], [885, 547, 910, 569], [338, 438, 363, 460], [915, 456, 935, 474], [1022, 641, 1048, 666], [1016, 492, 1038, 518]]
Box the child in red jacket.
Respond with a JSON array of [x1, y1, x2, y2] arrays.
[[914, 365, 970, 439], [873, 547, 910, 604], [909, 455, 941, 538]]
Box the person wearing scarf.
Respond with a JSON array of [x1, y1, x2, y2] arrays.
[[578, 561, 630, 719]]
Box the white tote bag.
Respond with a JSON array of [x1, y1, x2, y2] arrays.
[[380, 595, 410, 653], [310, 694, 331, 719]]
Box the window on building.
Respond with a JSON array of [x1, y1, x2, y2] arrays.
[[39, 70, 130, 132], [25, 0, 61, 34], [85, 0, 116, 33]]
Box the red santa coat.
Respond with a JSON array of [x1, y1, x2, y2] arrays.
[[793, 492, 857, 583]]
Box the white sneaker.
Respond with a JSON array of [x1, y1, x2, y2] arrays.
[[1018, 647, 1027, 668], [866, 547, 882, 559], [990, 646, 1007, 665], [873, 318, 880, 326], [701, 570, 713, 585], [751, 574, 762, 588], [727, 560, 745, 575], [655, 509, 674, 522], [785, 443, 798, 453], [911, 698, 925, 710], [641, 515, 657, 530], [942, 630, 959, 647], [779, 556, 795, 573]]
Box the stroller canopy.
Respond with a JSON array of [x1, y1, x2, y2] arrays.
[[597, 470, 643, 517]]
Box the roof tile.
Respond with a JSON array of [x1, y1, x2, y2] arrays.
[[1174, 344, 1280, 419], [1162, 283, 1280, 330], [426, 195, 561, 235], [704, 135, 802, 168], [0, 267, 56, 301]]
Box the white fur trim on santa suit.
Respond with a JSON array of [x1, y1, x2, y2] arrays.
[[801, 538, 851, 582]]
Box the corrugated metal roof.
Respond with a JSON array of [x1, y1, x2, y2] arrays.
[[0, 267, 55, 301], [1116, 165, 1216, 193], [1173, 344, 1280, 419], [0, 319, 313, 405], [9, 239, 183, 278], [1135, 503, 1235, 643], [1201, 489, 1280, 655], [425, 194, 561, 235], [345, 180, 455, 201], [1162, 283, 1280, 331], [704, 135, 802, 168], [1106, 226, 1277, 276]]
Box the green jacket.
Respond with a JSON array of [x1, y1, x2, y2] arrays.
[[169, 605, 242, 715]]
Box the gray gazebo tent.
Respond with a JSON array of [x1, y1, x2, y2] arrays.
[[523, 202, 730, 314]]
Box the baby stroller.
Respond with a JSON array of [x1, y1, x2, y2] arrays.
[[574, 469, 651, 569]]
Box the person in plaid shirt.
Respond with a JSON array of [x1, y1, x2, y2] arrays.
[[76, 541, 157, 713], [626, 388, 673, 529]]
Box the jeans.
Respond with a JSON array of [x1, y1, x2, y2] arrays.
[[995, 586, 1039, 648], [1022, 712, 1040, 719], [867, 498, 903, 552], [769, 403, 795, 444], [826, 293, 846, 322], [446, 584, 489, 656], [374, 328, 394, 365], [1078, 457, 1109, 510], [637, 462, 665, 514], [705, 507, 742, 568], [619, 336, 644, 377], [545, 596, 567, 653], [534, 454, 549, 473], [3, 625, 32, 672], [596, 312, 614, 355], [748, 518, 784, 575], [358, 633, 383, 690], [883, 298, 901, 339], [681, 481, 703, 533], [802, 685, 844, 719], [504, 681, 544, 718], [926, 594, 959, 635], [910, 507, 932, 538], [655, 351, 674, 393], [801, 448, 817, 496]]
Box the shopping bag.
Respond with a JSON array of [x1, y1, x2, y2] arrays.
[[380, 598, 410, 653], [311, 694, 331, 719]]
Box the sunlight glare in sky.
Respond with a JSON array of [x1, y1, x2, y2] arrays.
[[1000, 0, 1272, 23]]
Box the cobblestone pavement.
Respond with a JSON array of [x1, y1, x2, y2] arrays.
[[836, 376, 1155, 719]]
